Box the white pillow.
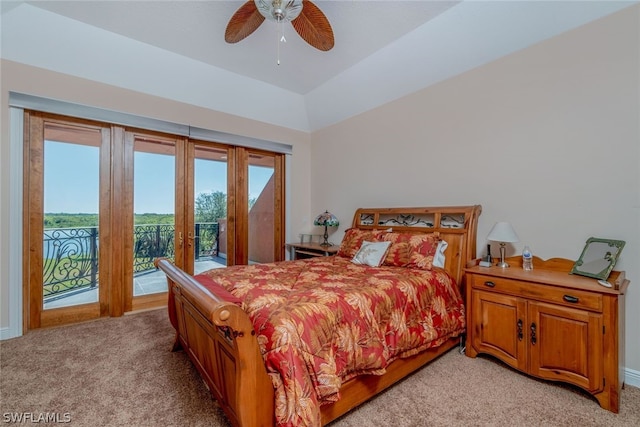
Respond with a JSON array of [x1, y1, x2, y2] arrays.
[[351, 241, 392, 267], [433, 240, 448, 268]]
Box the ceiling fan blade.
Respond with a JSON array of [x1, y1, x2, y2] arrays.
[[292, 0, 334, 51], [225, 1, 266, 43]]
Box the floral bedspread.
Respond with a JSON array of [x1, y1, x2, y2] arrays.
[[196, 256, 465, 426]]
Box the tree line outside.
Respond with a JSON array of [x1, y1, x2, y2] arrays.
[[42, 191, 259, 298], [44, 191, 255, 228]]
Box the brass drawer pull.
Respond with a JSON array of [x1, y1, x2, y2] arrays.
[[484, 281, 496, 288], [563, 295, 579, 303]]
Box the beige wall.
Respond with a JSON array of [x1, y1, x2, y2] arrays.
[[310, 6, 640, 373], [0, 60, 312, 329]]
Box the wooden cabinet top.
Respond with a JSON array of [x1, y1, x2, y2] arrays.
[[465, 256, 629, 295]]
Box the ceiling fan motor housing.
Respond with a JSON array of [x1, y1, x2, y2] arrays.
[[255, 0, 303, 22]]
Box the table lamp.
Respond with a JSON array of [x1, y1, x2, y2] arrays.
[[314, 210, 339, 246], [487, 222, 519, 268]]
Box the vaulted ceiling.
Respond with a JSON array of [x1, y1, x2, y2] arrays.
[[1, 1, 634, 132]]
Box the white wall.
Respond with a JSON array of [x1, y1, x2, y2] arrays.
[[310, 7, 640, 375], [0, 60, 312, 336]]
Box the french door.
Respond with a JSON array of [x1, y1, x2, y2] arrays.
[[243, 147, 285, 265], [187, 144, 285, 268], [24, 112, 285, 330], [124, 130, 185, 313], [25, 113, 111, 328], [190, 143, 231, 272]]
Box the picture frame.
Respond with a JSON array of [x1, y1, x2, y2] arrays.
[[570, 237, 625, 280]]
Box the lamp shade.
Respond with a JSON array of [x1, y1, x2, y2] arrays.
[[255, 0, 303, 22], [314, 210, 339, 227], [487, 222, 519, 243]]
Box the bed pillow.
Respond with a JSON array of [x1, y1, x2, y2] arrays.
[[378, 232, 440, 270], [194, 274, 242, 305], [337, 228, 387, 259], [351, 241, 392, 267], [433, 240, 448, 268]]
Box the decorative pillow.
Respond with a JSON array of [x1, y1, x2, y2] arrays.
[[337, 228, 388, 259], [351, 241, 392, 267], [378, 232, 440, 270], [194, 274, 242, 305], [382, 241, 413, 266], [433, 240, 448, 268]]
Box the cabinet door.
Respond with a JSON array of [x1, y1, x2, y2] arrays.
[[528, 302, 603, 392], [471, 290, 527, 371]]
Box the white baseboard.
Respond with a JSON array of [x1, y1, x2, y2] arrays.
[[625, 367, 640, 388], [0, 326, 21, 341]]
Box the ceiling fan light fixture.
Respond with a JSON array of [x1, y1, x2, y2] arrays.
[[255, 0, 303, 23]]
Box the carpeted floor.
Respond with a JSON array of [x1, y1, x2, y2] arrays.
[[1, 308, 638, 426]]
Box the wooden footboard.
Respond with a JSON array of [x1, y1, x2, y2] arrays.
[[156, 258, 275, 427]]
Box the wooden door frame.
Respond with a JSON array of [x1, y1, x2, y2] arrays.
[[235, 147, 249, 265]]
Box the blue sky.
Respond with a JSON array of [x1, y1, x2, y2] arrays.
[[44, 141, 272, 214]]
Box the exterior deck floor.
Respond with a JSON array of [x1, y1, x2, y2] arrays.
[[44, 258, 226, 310]]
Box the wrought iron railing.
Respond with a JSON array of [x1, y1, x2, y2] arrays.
[[194, 223, 219, 260], [43, 227, 98, 300], [133, 224, 176, 274], [43, 223, 219, 301]]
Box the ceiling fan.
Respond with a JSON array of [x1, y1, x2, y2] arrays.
[[225, 0, 334, 52]]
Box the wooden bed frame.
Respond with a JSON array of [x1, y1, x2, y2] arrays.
[[155, 205, 482, 426]]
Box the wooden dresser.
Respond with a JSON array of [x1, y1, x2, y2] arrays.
[[464, 256, 629, 413]]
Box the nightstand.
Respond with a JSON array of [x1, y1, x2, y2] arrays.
[[286, 242, 339, 260], [464, 256, 629, 413]]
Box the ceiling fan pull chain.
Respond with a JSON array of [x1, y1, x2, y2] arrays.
[[277, 19, 286, 65], [277, 21, 281, 65]]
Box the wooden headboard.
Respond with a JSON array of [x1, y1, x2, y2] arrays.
[[350, 205, 482, 285]]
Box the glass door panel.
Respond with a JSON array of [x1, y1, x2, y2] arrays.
[[132, 138, 176, 297], [193, 144, 229, 272], [248, 153, 276, 264], [42, 128, 101, 310]]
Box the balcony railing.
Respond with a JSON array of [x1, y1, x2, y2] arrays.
[[133, 224, 176, 274], [43, 227, 98, 301], [43, 223, 219, 301]]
